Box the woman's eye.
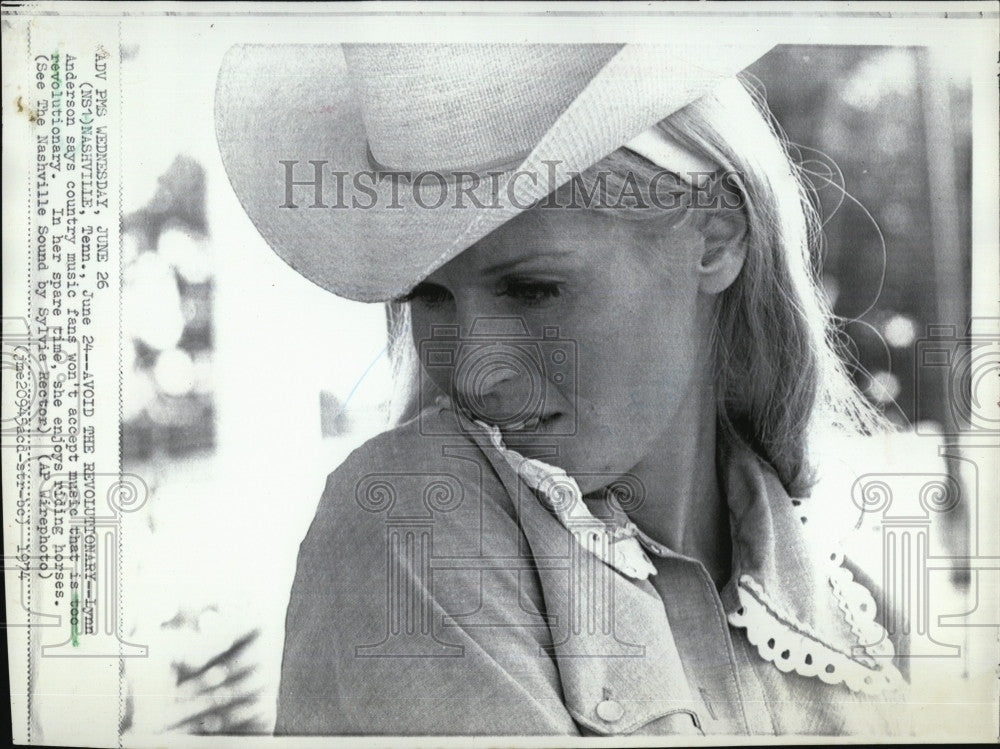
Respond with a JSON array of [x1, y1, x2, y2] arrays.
[[398, 283, 452, 308], [498, 279, 562, 306]]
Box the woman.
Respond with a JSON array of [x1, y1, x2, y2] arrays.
[[217, 42, 908, 736]]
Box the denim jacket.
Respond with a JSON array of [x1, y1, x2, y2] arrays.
[[276, 405, 911, 736]]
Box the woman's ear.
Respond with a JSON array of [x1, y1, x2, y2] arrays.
[[697, 209, 748, 294]]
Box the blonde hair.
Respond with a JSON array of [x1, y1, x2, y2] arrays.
[[386, 77, 886, 496]]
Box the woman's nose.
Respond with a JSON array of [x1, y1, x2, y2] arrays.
[[449, 316, 543, 426], [453, 350, 517, 419]]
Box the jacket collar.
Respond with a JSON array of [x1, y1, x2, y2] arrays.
[[461, 414, 704, 734], [720, 438, 905, 696], [451, 407, 904, 734]]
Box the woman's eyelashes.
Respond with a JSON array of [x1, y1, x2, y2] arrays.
[[399, 278, 564, 309], [398, 282, 451, 308], [496, 278, 563, 307]]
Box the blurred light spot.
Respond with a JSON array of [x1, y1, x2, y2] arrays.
[[181, 294, 212, 328], [839, 49, 917, 111], [192, 352, 213, 395], [915, 420, 942, 434], [147, 393, 203, 426], [821, 274, 840, 309], [124, 252, 184, 351], [122, 231, 141, 266], [123, 368, 157, 421], [158, 228, 212, 284], [154, 347, 196, 396], [884, 314, 918, 348], [867, 370, 901, 404], [201, 665, 228, 690]]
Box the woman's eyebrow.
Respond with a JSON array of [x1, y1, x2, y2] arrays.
[[479, 251, 577, 276]]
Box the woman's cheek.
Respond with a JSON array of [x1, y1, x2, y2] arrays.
[[409, 309, 450, 396]]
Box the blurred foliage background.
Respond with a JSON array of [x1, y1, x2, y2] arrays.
[[749, 46, 971, 431], [121, 156, 215, 461]]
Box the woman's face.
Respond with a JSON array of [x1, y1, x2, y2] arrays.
[[407, 206, 717, 493]]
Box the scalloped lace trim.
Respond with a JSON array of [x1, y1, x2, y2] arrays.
[[827, 550, 897, 660], [728, 573, 906, 696]]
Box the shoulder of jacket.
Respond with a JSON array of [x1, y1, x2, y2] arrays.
[[323, 407, 481, 489], [309, 407, 511, 547]]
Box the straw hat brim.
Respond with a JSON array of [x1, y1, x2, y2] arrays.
[[215, 43, 772, 302]]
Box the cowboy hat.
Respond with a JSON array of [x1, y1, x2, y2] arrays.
[[215, 42, 773, 303]]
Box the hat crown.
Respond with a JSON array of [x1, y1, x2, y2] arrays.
[[217, 41, 774, 302], [344, 44, 621, 173]]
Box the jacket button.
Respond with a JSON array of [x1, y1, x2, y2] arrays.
[[596, 699, 625, 723]]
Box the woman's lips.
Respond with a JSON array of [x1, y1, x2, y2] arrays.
[[503, 412, 561, 433]]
